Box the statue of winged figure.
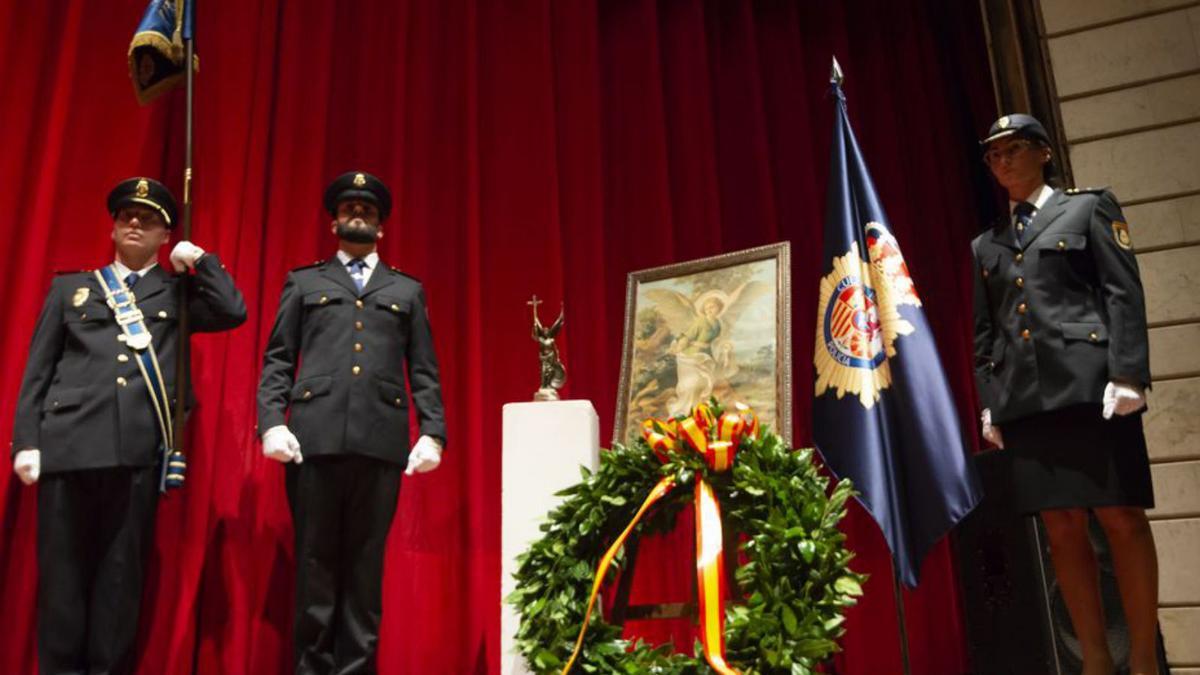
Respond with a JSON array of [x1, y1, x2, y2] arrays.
[[530, 296, 567, 401], [644, 280, 769, 417]]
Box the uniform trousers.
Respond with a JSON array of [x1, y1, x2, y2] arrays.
[[286, 455, 402, 675], [37, 466, 159, 675]]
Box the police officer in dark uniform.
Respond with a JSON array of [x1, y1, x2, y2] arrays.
[[257, 171, 446, 674], [10, 177, 247, 674], [972, 115, 1161, 675]]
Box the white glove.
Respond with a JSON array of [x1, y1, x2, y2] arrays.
[[262, 425, 303, 464], [981, 409, 1004, 449], [405, 435, 443, 476], [169, 240, 206, 272], [1102, 381, 1146, 420], [13, 449, 41, 485]]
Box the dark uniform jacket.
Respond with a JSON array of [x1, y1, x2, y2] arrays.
[[972, 187, 1150, 424], [257, 257, 447, 466], [11, 255, 247, 472]]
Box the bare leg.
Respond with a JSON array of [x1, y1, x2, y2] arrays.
[[1094, 507, 1160, 675], [1040, 508, 1115, 675]]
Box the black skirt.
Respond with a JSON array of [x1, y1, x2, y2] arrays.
[[1001, 403, 1154, 515]]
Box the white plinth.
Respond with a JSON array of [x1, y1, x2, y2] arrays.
[[500, 400, 600, 675]]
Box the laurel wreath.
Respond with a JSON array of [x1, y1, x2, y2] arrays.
[[508, 408, 864, 673]]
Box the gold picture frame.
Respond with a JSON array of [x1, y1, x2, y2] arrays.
[[614, 242, 792, 446]]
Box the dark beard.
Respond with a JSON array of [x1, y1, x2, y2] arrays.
[[336, 220, 379, 244]]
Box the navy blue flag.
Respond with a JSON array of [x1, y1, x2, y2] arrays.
[[128, 0, 195, 104], [812, 70, 981, 587]]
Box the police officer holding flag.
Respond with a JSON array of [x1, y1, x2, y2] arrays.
[[10, 177, 246, 674], [972, 115, 1161, 675]]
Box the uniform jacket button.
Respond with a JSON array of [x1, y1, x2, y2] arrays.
[[1014, 253, 1023, 263], [355, 299, 364, 309], [1021, 329, 1031, 341], [320, 295, 329, 304], [303, 390, 313, 399], [117, 353, 130, 362], [117, 376, 128, 386], [1015, 277, 1024, 288], [1057, 240, 1066, 250], [1089, 332, 1099, 342], [981, 269, 989, 278], [355, 321, 364, 330], [352, 365, 362, 375], [1017, 303, 1027, 314]]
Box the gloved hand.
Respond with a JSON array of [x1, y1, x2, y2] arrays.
[[981, 409, 1004, 449], [1102, 381, 1146, 419], [13, 449, 41, 485], [262, 425, 303, 464], [405, 435, 443, 476], [169, 240, 206, 272]]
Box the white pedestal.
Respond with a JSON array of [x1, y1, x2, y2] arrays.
[[500, 400, 600, 675]]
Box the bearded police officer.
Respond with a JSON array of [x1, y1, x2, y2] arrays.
[[257, 171, 446, 674], [10, 177, 247, 674], [971, 115, 1161, 675]]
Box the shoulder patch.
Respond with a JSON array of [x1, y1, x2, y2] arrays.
[[1112, 221, 1134, 250], [1065, 186, 1109, 195]]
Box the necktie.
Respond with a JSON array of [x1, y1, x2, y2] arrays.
[[1013, 201, 1035, 247], [125, 272, 141, 288], [347, 258, 367, 293]]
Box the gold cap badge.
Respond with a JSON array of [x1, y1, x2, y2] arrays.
[[135, 179, 150, 198], [353, 173, 367, 187], [997, 116, 1010, 129]]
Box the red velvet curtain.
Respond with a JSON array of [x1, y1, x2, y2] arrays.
[[0, 1, 998, 673]]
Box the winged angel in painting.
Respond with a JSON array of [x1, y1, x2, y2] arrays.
[[644, 281, 770, 417]]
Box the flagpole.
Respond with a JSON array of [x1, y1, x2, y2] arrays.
[[890, 558, 913, 675], [170, 14, 195, 484]]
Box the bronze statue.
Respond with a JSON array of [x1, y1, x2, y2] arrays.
[[528, 295, 566, 401]]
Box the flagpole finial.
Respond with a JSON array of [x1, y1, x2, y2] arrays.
[[831, 57, 844, 87]]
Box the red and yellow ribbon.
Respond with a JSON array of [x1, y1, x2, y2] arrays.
[[561, 402, 758, 675]]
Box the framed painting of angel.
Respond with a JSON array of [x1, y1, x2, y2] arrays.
[[613, 242, 792, 445]]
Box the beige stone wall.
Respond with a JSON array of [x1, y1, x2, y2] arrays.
[[1039, 0, 1200, 669]]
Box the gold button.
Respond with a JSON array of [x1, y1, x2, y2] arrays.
[[355, 321, 364, 330], [354, 343, 363, 352], [1017, 303, 1027, 314], [302, 390, 313, 399], [158, 310, 168, 318], [1021, 329, 1031, 341], [117, 354, 129, 363], [320, 295, 329, 305], [117, 334, 127, 343], [1089, 332, 1099, 342], [116, 377, 128, 386], [81, 313, 88, 320], [981, 269, 989, 279], [395, 398, 403, 407], [1016, 223, 1025, 232], [1014, 253, 1023, 263], [390, 304, 400, 312], [352, 365, 361, 375], [1057, 240, 1066, 250], [356, 299, 364, 309], [1015, 277, 1024, 288]]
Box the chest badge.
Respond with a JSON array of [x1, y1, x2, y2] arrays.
[[72, 287, 90, 307], [1112, 221, 1133, 250]]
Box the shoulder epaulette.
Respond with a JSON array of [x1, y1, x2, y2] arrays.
[[290, 260, 324, 272], [1065, 186, 1109, 195], [390, 266, 422, 283]]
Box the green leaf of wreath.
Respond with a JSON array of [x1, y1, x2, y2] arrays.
[[509, 420, 865, 673]]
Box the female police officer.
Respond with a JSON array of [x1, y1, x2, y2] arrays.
[[972, 114, 1160, 675]]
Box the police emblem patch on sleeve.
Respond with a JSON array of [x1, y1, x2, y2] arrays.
[[1112, 221, 1133, 250], [72, 287, 90, 307], [814, 223, 922, 409]]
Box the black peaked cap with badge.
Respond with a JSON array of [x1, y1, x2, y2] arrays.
[[107, 177, 179, 228], [980, 113, 1052, 147], [323, 171, 392, 221]]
